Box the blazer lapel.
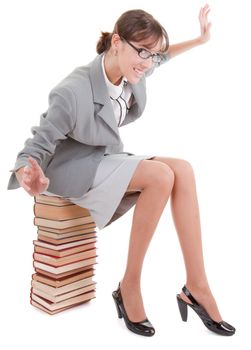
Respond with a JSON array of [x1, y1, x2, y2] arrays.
[[89, 53, 146, 132], [89, 54, 120, 137]]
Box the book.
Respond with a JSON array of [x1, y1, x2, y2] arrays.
[[30, 299, 90, 314], [34, 216, 94, 229], [38, 223, 95, 234], [37, 232, 96, 245], [31, 277, 95, 296], [34, 203, 90, 220], [33, 249, 97, 267], [31, 290, 96, 312], [33, 238, 97, 250], [32, 269, 94, 287], [32, 284, 95, 303], [35, 195, 72, 206], [37, 227, 95, 239], [33, 257, 97, 274], [34, 242, 96, 258], [34, 265, 95, 279]]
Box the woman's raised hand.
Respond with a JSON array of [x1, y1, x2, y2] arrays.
[[199, 4, 212, 43], [16, 157, 50, 196]]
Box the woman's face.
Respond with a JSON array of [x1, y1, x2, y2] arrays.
[[114, 35, 163, 84]]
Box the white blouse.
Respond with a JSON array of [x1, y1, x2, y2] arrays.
[[101, 55, 133, 127]]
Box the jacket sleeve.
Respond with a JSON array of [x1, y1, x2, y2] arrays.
[[144, 52, 170, 78], [7, 86, 77, 190]]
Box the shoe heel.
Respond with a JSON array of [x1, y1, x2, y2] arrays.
[[112, 292, 123, 319], [177, 296, 188, 322], [176, 285, 236, 336]]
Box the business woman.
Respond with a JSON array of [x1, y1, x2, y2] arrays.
[[8, 5, 235, 337]]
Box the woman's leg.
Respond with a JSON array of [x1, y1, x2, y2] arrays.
[[120, 159, 175, 322], [151, 156, 222, 322]]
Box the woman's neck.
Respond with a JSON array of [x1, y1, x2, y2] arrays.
[[103, 51, 123, 86]]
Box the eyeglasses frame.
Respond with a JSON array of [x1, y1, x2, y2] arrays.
[[121, 37, 162, 64]]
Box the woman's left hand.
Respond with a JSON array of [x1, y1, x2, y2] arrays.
[[199, 4, 212, 43]]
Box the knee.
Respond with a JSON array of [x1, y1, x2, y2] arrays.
[[175, 159, 195, 179], [152, 162, 175, 192]]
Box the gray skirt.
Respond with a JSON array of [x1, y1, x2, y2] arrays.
[[44, 153, 155, 230]]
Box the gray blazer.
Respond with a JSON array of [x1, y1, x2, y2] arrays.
[[7, 52, 169, 197]]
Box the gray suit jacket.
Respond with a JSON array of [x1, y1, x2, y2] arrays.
[[7, 52, 169, 197]]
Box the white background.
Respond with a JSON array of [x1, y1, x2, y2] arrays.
[[1, 0, 250, 348]]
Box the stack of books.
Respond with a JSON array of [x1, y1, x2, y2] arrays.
[[30, 194, 98, 314]]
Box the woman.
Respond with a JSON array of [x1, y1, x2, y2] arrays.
[[7, 5, 236, 337]]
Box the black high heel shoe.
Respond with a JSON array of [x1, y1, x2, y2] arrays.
[[176, 285, 236, 336], [112, 282, 155, 336]]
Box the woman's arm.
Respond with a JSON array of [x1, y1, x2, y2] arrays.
[[7, 86, 76, 193], [167, 4, 211, 59]]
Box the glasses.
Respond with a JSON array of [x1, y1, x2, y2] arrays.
[[122, 38, 162, 64]]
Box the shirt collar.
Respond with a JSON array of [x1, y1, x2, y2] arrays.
[[101, 54, 127, 99]]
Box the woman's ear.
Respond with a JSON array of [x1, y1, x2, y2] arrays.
[[111, 33, 121, 50]]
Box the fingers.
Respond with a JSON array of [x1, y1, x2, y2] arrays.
[[23, 166, 32, 183], [199, 4, 211, 36], [27, 157, 47, 184], [41, 177, 50, 192], [23, 165, 36, 185], [28, 156, 45, 176], [40, 177, 50, 185], [202, 4, 210, 12], [21, 180, 31, 192], [200, 4, 210, 19], [22, 175, 49, 195]]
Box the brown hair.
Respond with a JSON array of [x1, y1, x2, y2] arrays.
[[96, 9, 169, 54]]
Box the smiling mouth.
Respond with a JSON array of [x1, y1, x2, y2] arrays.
[[133, 68, 144, 77]]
